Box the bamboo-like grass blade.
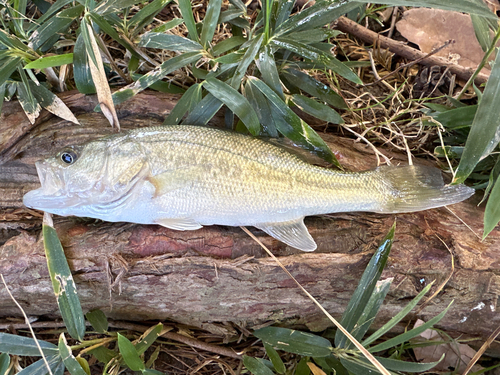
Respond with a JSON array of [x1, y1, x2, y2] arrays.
[[264, 343, 286, 374], [254, 327, 332, 357], [432, 105, 477, 129], [135, 323, 163, 355], [291, 94, 343, 124], [0, 333, 58, 356], [28, 81, 79, 124], [25, 54, 74, 70], [15, 355, 63, 375], [244, 80, 278, 136], [282, 69, 347, 109], [454, 45, 500, 184], [94, 0, 143, 15], [85, 309, 109, 334], [0, 352, 10, 375], [471, 15, 492, 52], [164, 83, 202, 125], [177, 0, 200, 43], [243, 356, 275, 375], [129, 0, 172, 34], [335, 223, 395, 348], [16, 69, 41, 124], [230, 34, 263, 88], [113, 52, 202, 105], [204, 77, 260, 135], [58, 333, 88, 375], [139, 33, 203, 51], [0, 57, 22, 88], [249, 77, 340, 167], [368, 302, 453, 353], [151, 18, 185, 33], [73, 33, 96, 94], [200, 0, 222, 48], [117, 333, 145, 372], [182, 93, 223, 125], [43, 218, 85, 341], [484, 175, 500, 237], [256, 45, 285, 100]]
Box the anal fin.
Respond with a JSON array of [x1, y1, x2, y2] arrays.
[[155, 217, 203, 231], [255, 218, 317, 252]]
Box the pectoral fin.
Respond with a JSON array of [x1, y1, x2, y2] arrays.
[[255, 218, 317, 252], [148, 165, 205, 197], [155, 217, 203, 231]]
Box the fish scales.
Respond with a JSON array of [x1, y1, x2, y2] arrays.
[[23, 125, 475, 251]]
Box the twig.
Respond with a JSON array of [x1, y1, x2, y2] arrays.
[[336, 16, 489, 85], [461, 324, 500, 375], [1, 274, 54, 375]]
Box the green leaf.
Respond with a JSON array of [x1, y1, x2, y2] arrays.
[[129, 0, 172, 35], [204, 77, 260, 135], [29, 5, 84, 50], [200, 0, 223, 47], [375, 354, 443, 372], [15, 70, 41, 124], [117, 333, 145, 372], [139, 33, 203, 52], [0, 83, 5, 116], [182, 93, 223, 125], [282, 69, 347, 109], [88, 346, 116, 364], [292, 29, 343, 44], [214, 51, 244, 64], [15, 355, 64, 375], [24, 54, 74, 70], [471, 15, 491, 52], [131, 74, 185, 94], [0, 57, 22, 88], [276, 1, 362, 35], [362, 283, 434, 347], [291, 94, 343, 124], [350, 278, 392, 342], [275, 0, 294, 29], [113, 51, 202, 105], [340, 358, 381, 375], [272, 37, 362, 84], [94, 0, 143, 15], [73, 33, 96, 94], [152, 18, 185, 33], [88, 12, 138, 56], [0, 29, 30, 51], [368, 302, 453, 353], [295, 357, 311, 375], [177, 0, 200, 43], [484, 179, 500, 237], [244, 79, 278, 137], [264, 344, 285, 374], [249, 77, 340, 166], [58, 333, 88, 375], [43, 222, 86, 341], [0, 353, 10, 375], [219, 7, 245, 23], [432, 105, 477, 129], [28, 0, 75, 32], [366, 0, 496, 19], [243, 356, 275, 375], [0, 333, 58, 356], [135, 323, 163, 355], [230, 34, 264, 88], [454, 46, 500, 184], [256, 45, 284, 100], [335, 223, 395, 349], [28, 81, 79, 124], [254, 327, 333, 357], [85, 309, 109, 333], [211, 36, 246, 56], [163, 83, 202, 124]]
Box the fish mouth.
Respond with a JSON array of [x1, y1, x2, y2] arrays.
[[23, 161, 80, 210]]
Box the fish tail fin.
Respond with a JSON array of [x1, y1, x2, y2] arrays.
[[378, 165, 475, 213]]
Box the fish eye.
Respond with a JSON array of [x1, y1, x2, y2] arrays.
[[60, 150, 78, 164]]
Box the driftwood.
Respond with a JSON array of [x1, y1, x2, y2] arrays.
[[0, 91, 499, 349]]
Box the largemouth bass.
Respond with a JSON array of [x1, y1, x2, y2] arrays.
[[23, 125, 474, 251]]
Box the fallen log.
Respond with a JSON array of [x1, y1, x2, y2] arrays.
[[0, 91, 498, 350]]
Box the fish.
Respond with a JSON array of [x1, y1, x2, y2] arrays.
[[23, 125, 475, 251]]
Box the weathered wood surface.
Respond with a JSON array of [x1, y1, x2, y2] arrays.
[[0, 91, 499, 346]]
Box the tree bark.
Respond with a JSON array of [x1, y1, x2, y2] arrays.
[[0, 91, 498, 349]]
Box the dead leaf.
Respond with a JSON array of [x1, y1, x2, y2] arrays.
[[410, 319, 483, 373], [307, 362, 327, 375], [85, 22, 120, 130], [396, 8, 494, 71]]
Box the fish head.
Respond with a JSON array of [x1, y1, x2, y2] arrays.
[[23, 136, 148, 215]]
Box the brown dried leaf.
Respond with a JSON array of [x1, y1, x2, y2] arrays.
[[396, 8, 492, 71], [85, 22, 120, 130]]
